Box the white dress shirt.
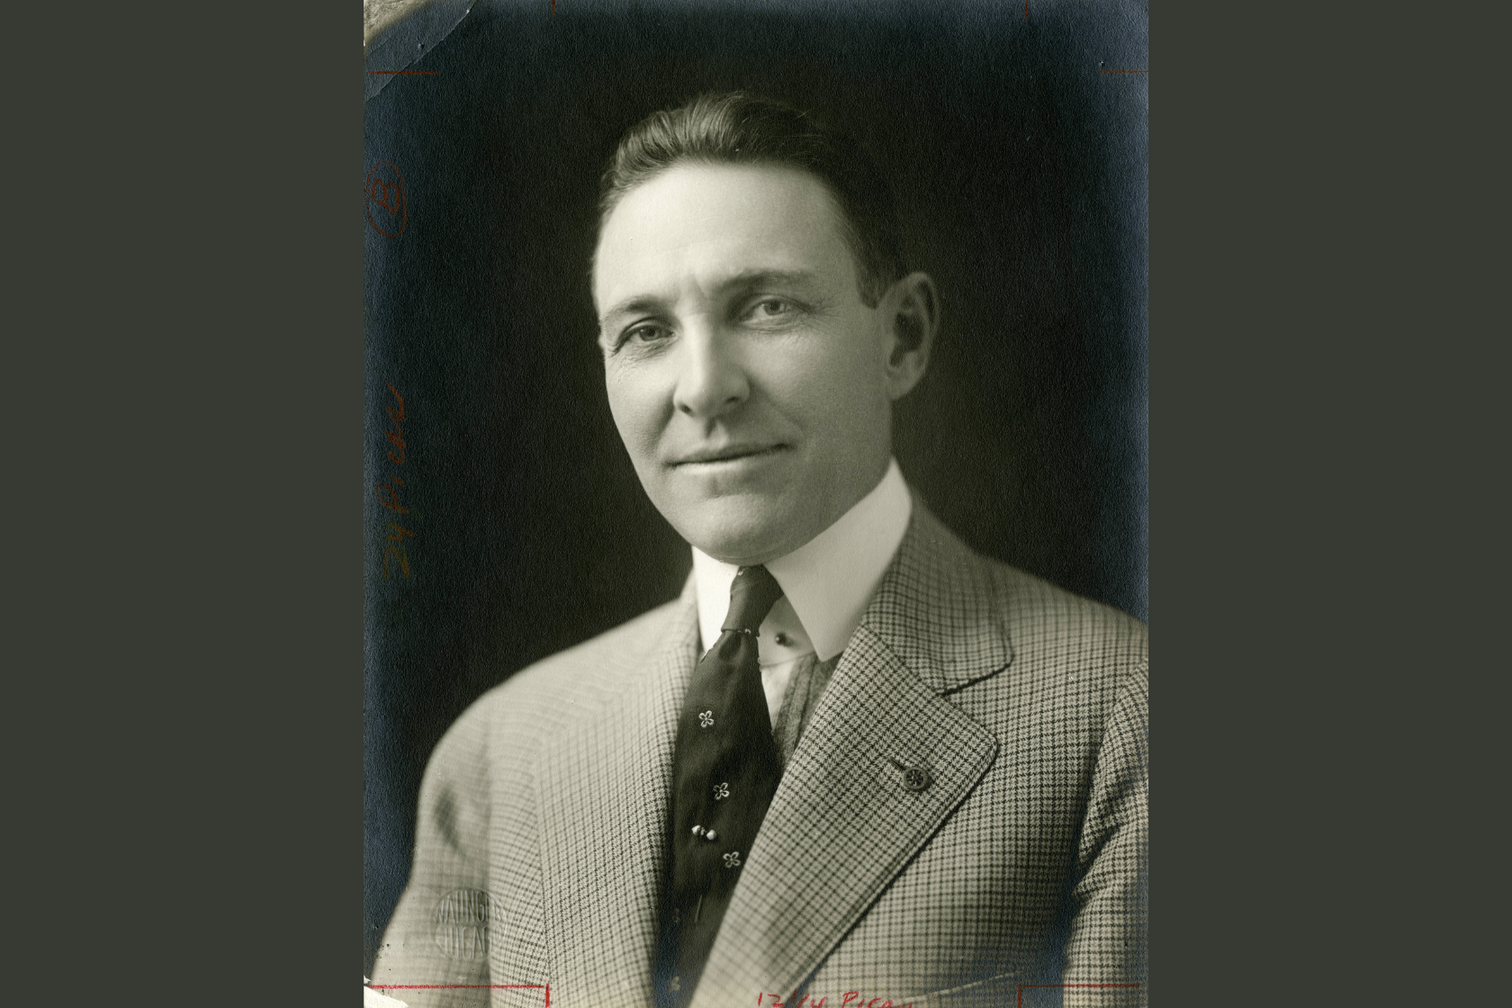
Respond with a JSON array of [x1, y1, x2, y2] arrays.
[[692, 458, 913, 726]]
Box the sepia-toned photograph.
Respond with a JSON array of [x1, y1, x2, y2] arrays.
[[364, 2, 1147, 1006]]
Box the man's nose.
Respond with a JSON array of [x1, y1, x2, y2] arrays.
[[671, 323, 749, 420]]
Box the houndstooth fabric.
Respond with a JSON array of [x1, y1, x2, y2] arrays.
[[371, 501, 1148, 1008]]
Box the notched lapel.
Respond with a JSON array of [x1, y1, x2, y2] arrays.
[[869, 501, 1015, 694], [535, 586, 699, 1006], [690, 504, 1014, 1006], [692, 633, 1000, 1005]]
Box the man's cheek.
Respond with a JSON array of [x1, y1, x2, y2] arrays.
[[606, 389, 654, 448]]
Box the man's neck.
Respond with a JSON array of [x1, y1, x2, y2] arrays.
[[692, 458, 913, 662]]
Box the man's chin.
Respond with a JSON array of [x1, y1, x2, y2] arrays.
[[665, 496, 810, 567]]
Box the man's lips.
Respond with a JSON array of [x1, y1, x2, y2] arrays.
[[668, 443, 788, 466]]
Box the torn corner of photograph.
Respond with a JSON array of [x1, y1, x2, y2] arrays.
[[364, 977, 410, 1008]]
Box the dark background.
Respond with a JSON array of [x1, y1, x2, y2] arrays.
[[25, 1, 1486, 1005], [364, 0, 1147, 972]]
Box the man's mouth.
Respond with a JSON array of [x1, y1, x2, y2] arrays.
[[670, 443, 787, 466]]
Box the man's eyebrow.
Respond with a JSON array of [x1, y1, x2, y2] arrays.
[[598, 296, 665, 330], [597, 269, 823, 328], [719, 268, 821, 292]]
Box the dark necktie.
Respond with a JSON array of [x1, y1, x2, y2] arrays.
[[656, 565, 786, 1006]]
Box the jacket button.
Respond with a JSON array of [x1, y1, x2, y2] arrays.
[[902, 765, 932, 791]]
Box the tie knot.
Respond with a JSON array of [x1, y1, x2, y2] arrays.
[[722, 565, 784, 634]]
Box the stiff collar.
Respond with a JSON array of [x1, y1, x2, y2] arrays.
[[692, 458, 912, 663]]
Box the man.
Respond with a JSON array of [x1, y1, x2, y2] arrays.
[[371, 92, 1147, 1008]]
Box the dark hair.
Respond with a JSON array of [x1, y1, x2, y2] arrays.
[[597, 91, 906, 307]]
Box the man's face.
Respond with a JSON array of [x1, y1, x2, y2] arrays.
[[593, 162, 897, 566]]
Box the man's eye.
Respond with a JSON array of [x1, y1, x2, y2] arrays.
[[622, 322, 670, 345], [746, 298, 794, 320]]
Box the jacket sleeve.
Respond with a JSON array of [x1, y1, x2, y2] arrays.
[[371, 703, 497, 1008], [1062, 661, 1149, 1007]]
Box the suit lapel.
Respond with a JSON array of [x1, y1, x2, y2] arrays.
[[690, 506, 1013, 1005], [535, 581, 699, 1004]]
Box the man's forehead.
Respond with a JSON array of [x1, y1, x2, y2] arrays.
[[592, 162, 856, 311]]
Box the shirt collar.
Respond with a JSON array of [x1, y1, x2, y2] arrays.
[[693, 458, 913, 663]]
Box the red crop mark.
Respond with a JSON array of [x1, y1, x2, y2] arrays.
[[365, 161, 407, 238], [1017, 984, 1140, 1007]]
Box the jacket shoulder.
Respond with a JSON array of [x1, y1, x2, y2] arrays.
[[909, 503, 1146, 680], [984, 557, 1148, 676]]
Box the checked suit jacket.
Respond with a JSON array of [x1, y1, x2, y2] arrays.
[[372, 503, 1149, 1008]]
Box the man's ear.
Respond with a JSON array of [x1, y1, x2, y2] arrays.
[[880, 272, 939, 400]]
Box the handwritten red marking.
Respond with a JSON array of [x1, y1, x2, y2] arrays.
[[384, 382, 406, 463], [377, 382, 414, 577], [373, 180, 399, 216], [365, 162, 407, 238], [375, 479, 408, 514], [831, 995, 903, 1008]]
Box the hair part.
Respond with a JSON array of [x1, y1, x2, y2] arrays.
[[597, 91, 906, 308]]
